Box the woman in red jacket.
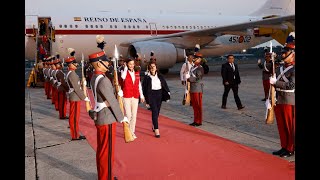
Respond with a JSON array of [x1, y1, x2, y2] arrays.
[[120, 58, 145, 139]]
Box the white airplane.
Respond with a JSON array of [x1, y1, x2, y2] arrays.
[[25, 0, 295, 73]]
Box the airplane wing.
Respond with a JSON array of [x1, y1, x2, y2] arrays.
[[120, 14, 295, 48]]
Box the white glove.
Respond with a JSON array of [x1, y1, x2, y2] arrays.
[[257, 59, 261, 64], [269, 77, 277, 85], [146, 104, 150, 108], [166, 100, 170, 103], [84, 97, 90, 102], [83, 80, 87, 86], [140, 97, 145, 103], [265, 100, 271, 109], [168, 92, 170, 95], [118, 90, 123, 97], [120, 116, 129, 123], [185, 73, 190, 79]]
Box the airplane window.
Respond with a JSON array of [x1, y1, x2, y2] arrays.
[[190, 26, 192, 29], [170, 26, 173, 29], [146, 25, 148, 29], [186, 26, 188, 29], [70, 25, 73, 28], [182, 26, 184, 29], [110, 25, 113, 28], [133, 25, 135, 28], [75, 25, 78, 28], [85, 25, 88, 28], [136, 25, 139, 29], [95, 25, 98, 28], [162, 26, 165, 29], [200, 26, 203, 29], [174, 26, 176, 29], [197, 26, 199, 29], [115, 25, 117, 28], [124, 25, 126, 28], [178, 26, 180, 29], [59, 25, 62, 28], [90, 25, 93, 28], [100, 25, 103, 28], [166, 26, 169, 29], [64, 25, 67, 28], [128, 25, 131, 28]]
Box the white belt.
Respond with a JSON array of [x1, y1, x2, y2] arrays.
[[94, 102, 107, 112], [68, 88, 74, 94], [276, 88, 295, 92]]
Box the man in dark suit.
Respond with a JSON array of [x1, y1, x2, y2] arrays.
[[221, 54, 245, 110]]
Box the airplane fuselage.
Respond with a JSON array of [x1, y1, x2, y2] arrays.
[[25, 13, 272, 69]]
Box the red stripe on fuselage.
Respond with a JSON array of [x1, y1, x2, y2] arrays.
[[25, 29, 185, 35]]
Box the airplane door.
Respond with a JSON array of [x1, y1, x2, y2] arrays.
[[25, 15, 38, 36], [149, 23, 157, 36]]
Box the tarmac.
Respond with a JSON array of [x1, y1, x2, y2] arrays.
[[25, 60, 295, 180]]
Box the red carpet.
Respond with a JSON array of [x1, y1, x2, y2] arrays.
[[74, 90, 295, 180]]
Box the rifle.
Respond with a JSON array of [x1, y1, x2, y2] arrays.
[[182, 49, 191, 106], [113, 45, 134, 143], [81, 53, 92, 112], [265, 42, 276, 124]]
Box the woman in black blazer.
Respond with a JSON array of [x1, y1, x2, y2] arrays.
[[142, 61, 170, 138]]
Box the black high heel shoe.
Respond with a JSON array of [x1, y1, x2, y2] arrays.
[[154, 129, 160, 138]]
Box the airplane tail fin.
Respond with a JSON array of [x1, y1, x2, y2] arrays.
[[250, 0, 295, 17]]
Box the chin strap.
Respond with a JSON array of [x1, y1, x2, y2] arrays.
[[98, 60, 109, 70], [281, 51, 293, 61]]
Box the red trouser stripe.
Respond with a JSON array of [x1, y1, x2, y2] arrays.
[[274, 104, 295, 152], [58, 91, 67, 119], [191, 92, 203, 124], [69, 101, 81, 139], [96, 123, 116, 180], [262, 79, 270, 99]]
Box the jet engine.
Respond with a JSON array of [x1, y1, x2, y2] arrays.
[[128, 41, 185, 72]]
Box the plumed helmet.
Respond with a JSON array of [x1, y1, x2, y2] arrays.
[[67, 48, 76, 56], [88, 51, 109, 63], [194, 52, 203, 58], [194, 44, 200, 53], [96, 35, 106, 50], [281, 42, 295, 53]]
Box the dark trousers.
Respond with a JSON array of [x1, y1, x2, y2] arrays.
[[150, 90, 162, 129], [222, 84, 242, 108], [263, 79, 271, 99]]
